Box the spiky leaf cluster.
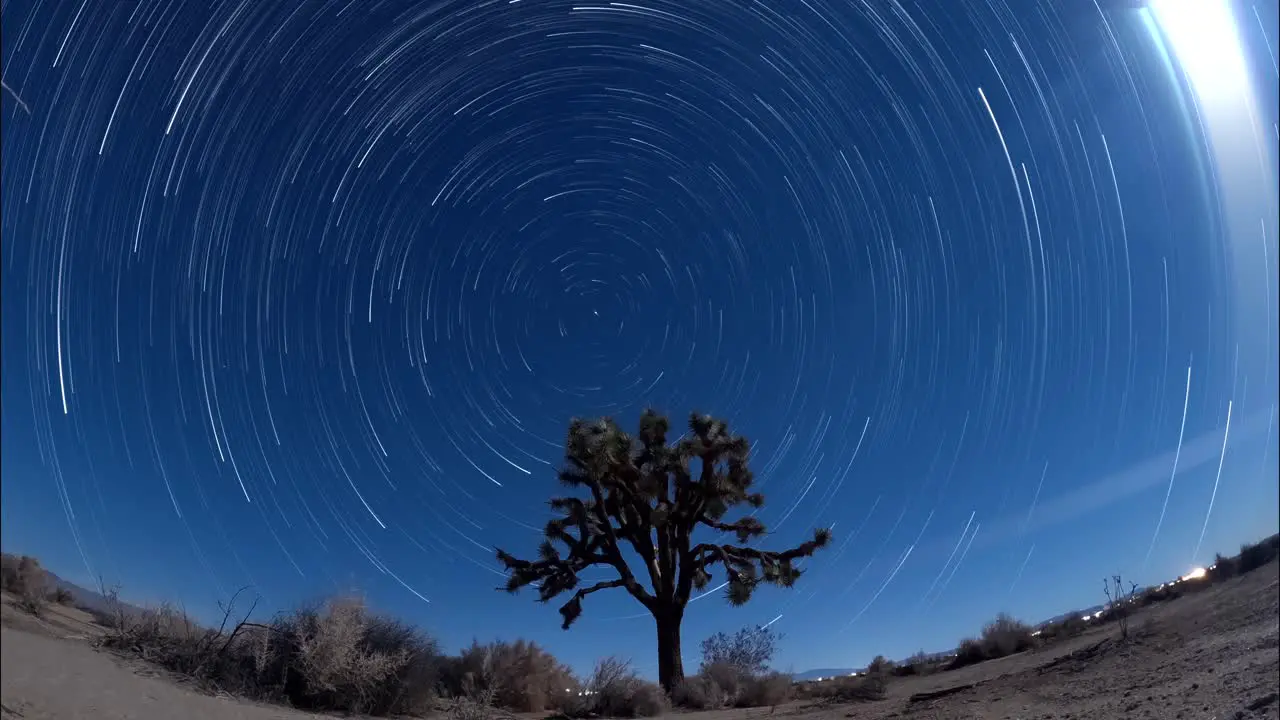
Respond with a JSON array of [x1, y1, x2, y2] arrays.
[[495, 410, 832, 628]]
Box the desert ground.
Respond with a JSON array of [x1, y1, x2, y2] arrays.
[[2, 559, 1277, 720]]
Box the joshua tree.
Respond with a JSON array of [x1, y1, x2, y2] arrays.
[[496, 410, 832, 692]]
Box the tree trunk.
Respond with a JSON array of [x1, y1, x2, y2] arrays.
[[655, 609, 685, 693]]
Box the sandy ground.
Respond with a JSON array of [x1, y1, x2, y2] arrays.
[[0, 599, 322, 720], [813, 560, 1280, 720], [2, 561, 1277, 720]]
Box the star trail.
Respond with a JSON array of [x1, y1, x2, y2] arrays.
[[2, 0, 1277, 672]]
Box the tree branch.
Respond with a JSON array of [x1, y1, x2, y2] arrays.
[[689, 528, 832, 604], [699, 516, 766, 542], [585, 480, 656, 608], [558, 578, 626, 628], [1, 79, 31, 115], [692, 527, 830, 568]]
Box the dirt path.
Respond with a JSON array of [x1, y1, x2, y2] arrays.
[[0, 626, 320, 720]]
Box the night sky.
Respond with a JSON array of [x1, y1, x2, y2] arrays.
[[2, 0, 1277, 675]]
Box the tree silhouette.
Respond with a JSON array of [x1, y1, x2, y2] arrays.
[[495, 410, 832, 692]]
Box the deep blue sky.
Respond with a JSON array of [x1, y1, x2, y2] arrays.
[[2, 0, 1277, 677]]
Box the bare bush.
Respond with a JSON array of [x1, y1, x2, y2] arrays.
[[95, 592, 440, 716], [699, 625, 781, 676], [893, 650, 941, 677], [1237, 535, 1279, 574], [286, 598, 417, 708], [446, 696, 495, 720], [1205, 536, 1278, 582], [589, 656, 640, 716], [866, 654, 895, 677], [950, 637, 986, 668], [981, 612, 1035, 656], [675, 625, 790, 710], [672, 658, 796, 709], [49, 586, 75, 605], [626, 681, 670, 717], [579, 657, 668, 718], [489, 639, 576, 712], [797, 673, 885, 703], [1209, 552, 1239, 580], [698, 660, 746, 702], [736, 671, 792, 708], [1, 553, 48, 615], [445, 646, 500, 720], [946, 613, 1034, 670], [1102, 575, 1140, 640], [439, 639, 576, 713], [671, 674, 725, 710], [0, 553, 22, 591]]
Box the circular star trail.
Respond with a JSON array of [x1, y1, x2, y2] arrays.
[[2, 0, 1277, 667]]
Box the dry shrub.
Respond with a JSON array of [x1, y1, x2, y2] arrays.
[[489, 639, 576, 712], [96, 593, 440, 717], [699, 625, 781, 675], [574, 657, 668, 718], [699, 660, 746, 702], [866, 654, 895, 677], [264, 597, 441, 715], [949, 637, 986, 669], [680, 624, 790, 710], [946, 613, 1034, 670], [674, 659, 793, 709], [0, 553, 24, 593], [736, 671, 792, 708], [439, 639, 576, 713], [1, 554, 48, 615], [100, 602, 213, 672], [671, 674, 725, 710], [894, 650, 940, 677], [447, 696, 496, 720], [589, 656, 640, 716], [980, 612, 1034, 656], [444, 646, 501, 720], [1209, 552, 1239, 581], [439, 642, 490, 696], [277, 598, 422, 710], [49, 586, 75, 605], [1101, 575, 1141, 639], [1237, 535, 1279, 574], [1036, 614, 1088, 641], [1206, 535, 1278, 581], [626, 681, 670, 717], [803, 673, 885, 703]]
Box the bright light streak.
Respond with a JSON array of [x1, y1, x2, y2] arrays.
[[1148, 0, 1279, 426], [1150, 0, 1252, 106]]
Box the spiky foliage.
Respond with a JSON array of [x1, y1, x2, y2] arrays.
[[495, 410, 831, 645]]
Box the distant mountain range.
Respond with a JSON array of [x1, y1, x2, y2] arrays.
[[792, 592, 1163, 680], [41, 569, 140, 618], [2, 552, 146, 620]]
